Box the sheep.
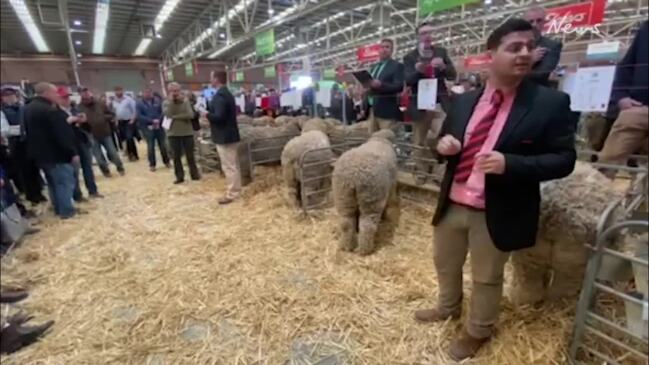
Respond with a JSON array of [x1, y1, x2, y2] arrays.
[[508, 161, 625, 305], [332, 129, 400, 255], [252, 116, 275, 127], [280, 119, 334, 209], [328, 121, 371, 146], [237, 115, 254, 125]]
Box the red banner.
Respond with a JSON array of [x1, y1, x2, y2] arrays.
[[545, 0, 606, 33], [464, 53, 491, 69], [357, 43, 382, 63]]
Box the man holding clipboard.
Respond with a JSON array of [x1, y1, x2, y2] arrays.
[[355, 39, 404, 132], [403, 22, 457, 182]]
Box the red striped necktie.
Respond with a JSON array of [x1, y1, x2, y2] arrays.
[[454, 90, 504, 183]]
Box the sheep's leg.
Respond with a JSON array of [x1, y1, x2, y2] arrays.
[[378, 184, 400, 247], [334, 181, 358, 252], [357, 212, 381, 256], [339, 213, 358, 252], [282, 164, 300, 208]]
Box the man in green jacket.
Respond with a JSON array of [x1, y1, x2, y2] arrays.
[[163, 82, 200, 184]]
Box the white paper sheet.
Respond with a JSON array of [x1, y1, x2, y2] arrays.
[[235, 94, 245, 112], [316, 88, 332, 108], [162, 116, 172, 130], [417, 78, 438, 111], [569, 66, 616, 112]]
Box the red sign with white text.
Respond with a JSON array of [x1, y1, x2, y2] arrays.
[[357, 43, 382, 63], [464, 53, 491, 69], [545, 0, 606, 33]]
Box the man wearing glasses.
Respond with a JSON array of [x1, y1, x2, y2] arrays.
[[524, 7, 563, 87], [403, 22, 457, 183]]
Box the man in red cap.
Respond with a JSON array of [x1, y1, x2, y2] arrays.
[[24, 83, 79, 219]]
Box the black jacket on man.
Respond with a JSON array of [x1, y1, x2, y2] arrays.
[[206, 87, 240, 145], [610, 21, 649, 116], [432, 80, 577, 252], [24, 96, 77, 165], [403, 46, 457, 116], [528, 35, 563, 87], [368, 58, 404, 120]]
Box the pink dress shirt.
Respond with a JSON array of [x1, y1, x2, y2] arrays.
[[449, 84, 516, 209]]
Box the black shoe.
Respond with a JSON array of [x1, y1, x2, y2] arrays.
[[74, 196, 89, 203], [191, 176, 201, 181], [1, 313, 54, 354], [150, 166, 156, 172], [118, 170, 125, 176], [173, 179, 184, 185], [164, 162, 172, 169], [0, 289, 28, 304], [89, 193, 104, 199]]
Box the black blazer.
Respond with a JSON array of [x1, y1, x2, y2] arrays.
[[432, 80, 577, 252], [24, 96, 78, 165], [207, 87, 240, 145], [528, 36, 563, 87], [403, 46, 457, 116], [368, 58, 404, 120]]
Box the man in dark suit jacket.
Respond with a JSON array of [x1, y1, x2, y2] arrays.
[[201, 70, 241, 205], [403, 22, 457, 182], [524, 7, 563, 87], [367, 38, 404, 132], [413, 19, 576, 361]]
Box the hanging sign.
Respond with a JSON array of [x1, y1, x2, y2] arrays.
[[255, 29, 276, 56], [166, 69, 174, 82], [419, 0, 479, 16], [264, 66, 277, 78], [184, 62, 194, 77], [323, 68, 336, 79], [236, 71, 244, 82], [545, 0, 606, 35], [464, 53, 491, 69], [357, 43, 382, 63]]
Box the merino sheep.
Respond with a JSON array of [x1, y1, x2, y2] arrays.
[[252, 116, 275, 127], [332, 129, 400, 255], [237, 115, 254, 125], [280, 119, 334, 208], [328, 121, 371, 145], [508, 161, 624, 305]]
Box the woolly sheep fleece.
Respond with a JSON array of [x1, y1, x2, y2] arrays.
[[332, 130, 400, 255], [508, 161, 624, 305], [280, 120, 334, 208]]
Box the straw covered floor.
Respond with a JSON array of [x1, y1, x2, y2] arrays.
[[1, 157, 587, 364]]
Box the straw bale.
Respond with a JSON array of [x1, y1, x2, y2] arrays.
[[508, 162, 625, 305], [0, 154, 630, 364]]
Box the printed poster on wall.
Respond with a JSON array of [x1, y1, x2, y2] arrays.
[[255, 29, 276, 56], [568, 65, 616, 112], [419, 0, 479, 16]]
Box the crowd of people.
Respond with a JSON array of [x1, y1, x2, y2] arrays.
[[0, 3, 647, 359]]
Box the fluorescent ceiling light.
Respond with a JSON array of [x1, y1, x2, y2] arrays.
[[178, 0, 254, 59], [8, 0, 50, 52], [134, 38, 153, 56], [75, 40, 82, 45], [134, 0, 181, 55], [92, 0, 110, 54], [73, 19, 82, 26]]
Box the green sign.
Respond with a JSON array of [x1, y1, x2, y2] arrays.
[[255, 29, 275, 56], [184, 62, 194, 77], [264, 66, 276, 78], [323, 68, 336, 79], [236, 71, 244, 82], [166, 69, 174, 81], [418, 0, 478, 16]]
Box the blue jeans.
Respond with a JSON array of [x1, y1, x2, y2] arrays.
[[92, 135, 125, 174], [42, 163, 76, 218], [73, 141, 98, 199], [144, 128, 170, 167]]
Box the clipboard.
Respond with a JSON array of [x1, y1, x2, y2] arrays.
[[352, 70, 373, 86]]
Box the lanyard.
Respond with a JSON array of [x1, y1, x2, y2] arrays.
[[371, 61, 387, 79]]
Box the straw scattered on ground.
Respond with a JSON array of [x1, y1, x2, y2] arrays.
[[0, 155, 598, 365]]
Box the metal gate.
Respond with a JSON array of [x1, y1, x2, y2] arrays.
[[246, 133, 299, 180]]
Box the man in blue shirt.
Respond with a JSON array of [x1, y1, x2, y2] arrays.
[[137, 88, 170, 171]]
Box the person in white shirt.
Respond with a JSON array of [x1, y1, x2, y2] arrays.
[[111, 86, 139, 161]]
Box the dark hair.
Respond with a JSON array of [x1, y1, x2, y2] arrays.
[[417, 21, 433, 32], [213, 71, 227, 84], [486, 18, 534, 50], [380, 38, 394, 47]]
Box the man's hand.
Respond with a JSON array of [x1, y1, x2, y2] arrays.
[[370, 79, 382, 89], [437, 135, 462, 156], [72, 155, 80, 165], [66, 116, 80, 124], [415, 62, 428, 73], [532, 47, 548, 63], [431, 57, 446, 70], [618, 97, 643, 111], [200, 110, 209, 119], [475, 151, 506, 175]]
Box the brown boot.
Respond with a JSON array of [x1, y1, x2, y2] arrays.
[[414, 307, 461, 323], [448, 330, 490, 361]]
